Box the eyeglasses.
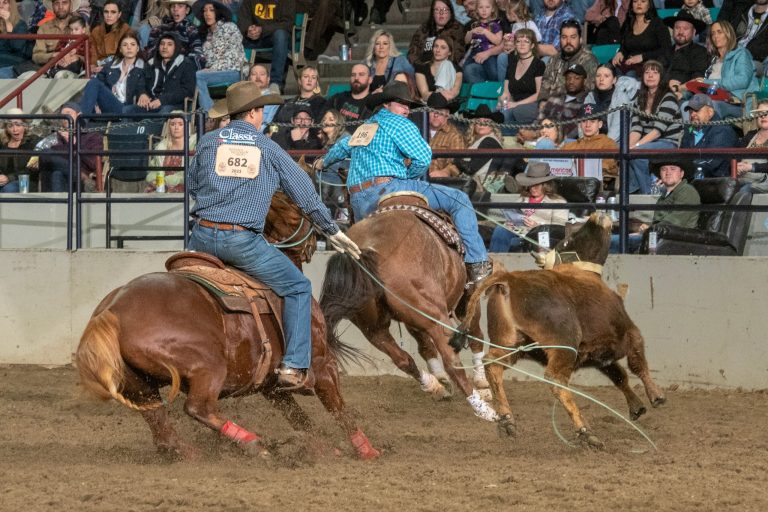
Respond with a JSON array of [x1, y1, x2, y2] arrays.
[[433, 8, 450, 13]]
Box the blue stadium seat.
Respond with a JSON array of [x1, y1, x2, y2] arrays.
[[327, 83, 351, 97], [656, 8, 679, 19], [591, 44, 620, 65]]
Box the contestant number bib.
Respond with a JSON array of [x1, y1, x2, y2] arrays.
[[215, 144, 261, 178], [349, 123, 379, 147]]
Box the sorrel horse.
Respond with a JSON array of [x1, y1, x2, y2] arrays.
[[76, 192, 380, 460], [319, 194, 498, 422], [453, 213, 666, 448]]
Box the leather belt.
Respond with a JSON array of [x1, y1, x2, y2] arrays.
[[348, 176, 393, 194], [198, 219, 248, 231]]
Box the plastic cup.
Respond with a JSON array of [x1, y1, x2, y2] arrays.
[[18, 173, 29, 193]]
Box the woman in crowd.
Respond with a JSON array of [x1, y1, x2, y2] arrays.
[[365, 30, 415, 93], [585, 0, 629, 45], [317, 109, 349, 221], [0, 108, 38, 192], [584, 63, 639, 142], [495, 0, 540, 80], [79, 31, 148, 115], [701, 20, 758, 120], [462, 0, 503, 83], [414, 36, 463, 101], [628, 60, 682, 194], [408, 0, 466, 66], [145, 112, 196, 193], [496, 29, 544, 136], [88, 0, 130, 73], [459, 104, 508, 192], [193, 0, 244, 112], [272, 66, 326, 142], [0, 0, 31, 79], [489, 162, 567, 252], [611, 0, 672, 76], [736, 100, 768, 194]]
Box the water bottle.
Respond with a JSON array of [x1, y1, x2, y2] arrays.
[[707, 81, 718, 96], [649, 182, 662, 197], [607, 196, 618, 222], [648, 230, 658, 255], [694, 166, 705, 181]]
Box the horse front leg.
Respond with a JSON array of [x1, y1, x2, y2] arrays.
[[409, 326, 454, 399]]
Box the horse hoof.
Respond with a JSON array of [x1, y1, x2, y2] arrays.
[[158, 443, 200, 461], [630, 405, 647, 421], [497, 415, 516, 438], [576, 428, 605, 450], [436, 375, 454, 399], [420, 373, 448, 399], [242, 441, 271, 459], [476, 387, 493, 402], [651, 396, 667, 408]]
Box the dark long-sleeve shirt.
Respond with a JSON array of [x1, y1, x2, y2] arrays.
[[667, 42, 709, 84], [619, 17, 673, 66]]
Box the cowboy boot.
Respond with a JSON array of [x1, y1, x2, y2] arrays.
[[465, 261, 492, 289]]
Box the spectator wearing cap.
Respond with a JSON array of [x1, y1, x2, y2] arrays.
[[680, 94, 739, 178], [237, 0, 293, 91], [584, 63, 639, 143], [193, 0, 244, 112], [272, 66, 327, 142], [426, 93, 464, 178], [535, 63, 589, 141], [664, 10, 709, 100], [271, 107, 322, 151], [144, 0, 203, 69], [533, 0, 576, 58], [561, 104, 619, 190], [611, 0, 672, 77], [610, 157, 700, 253], [537, 18, 598, 101]]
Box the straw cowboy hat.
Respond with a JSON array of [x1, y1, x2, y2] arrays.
[[366, 81, 424, 109], [516, 161, 556, 187], [224, 81, 283, 117], [208, 98, 228, 119]]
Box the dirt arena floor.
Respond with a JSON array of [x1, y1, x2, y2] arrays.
[[1, 365, 766, 512]]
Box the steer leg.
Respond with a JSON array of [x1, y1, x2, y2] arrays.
[[599, 362, 647, 420], [625, 327, 666, 407]]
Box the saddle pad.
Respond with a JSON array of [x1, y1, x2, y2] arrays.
[[372, 204, 464, 255], [173, 271, 272, 314]]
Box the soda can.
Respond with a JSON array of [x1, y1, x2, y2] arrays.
[[155, 172, 166, 193], [340, 44, 350, 61], [18, 173, 30, 193]]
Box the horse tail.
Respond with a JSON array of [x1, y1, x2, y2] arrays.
[[76, 309, 180, 412], [449, 273, 511, 352], [320, 250, 381, 368]]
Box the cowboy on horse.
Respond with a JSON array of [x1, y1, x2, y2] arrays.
[[316, 81, 493, 286], [188, 81, 361, 389]]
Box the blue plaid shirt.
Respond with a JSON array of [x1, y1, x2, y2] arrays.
[[324, 108, 432, 186], [189, 120, 338, 235], [534, 5, 576, 49]]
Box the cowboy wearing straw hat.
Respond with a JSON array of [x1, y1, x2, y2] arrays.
[[319, 81, 492, 285], [188, 81, 361, 389]]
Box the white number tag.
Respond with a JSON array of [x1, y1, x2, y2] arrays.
[[538, 231, 550, 250], [349, 123, 379, 147], [214, 144, 262, 178]]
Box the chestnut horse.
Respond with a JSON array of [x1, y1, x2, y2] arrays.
[[76, 192, 380, 460], [320, 199, 498, 421], [453, 213, 666, 448]]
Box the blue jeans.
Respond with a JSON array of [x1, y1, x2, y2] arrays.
[[137, 23, 151, 48], [501, 102, 538, 136], [629, 140, 677, 194], [489, 226, 524, 252], [244, 29, 289, 87], [188, 225, 313, 369], [0, 181, 19, 192], [463, 55, 499, 84], [610, 233, 642, 254], [0, 65, 16, 79], [349, 179, 489, 263], [80, 79, 127, 115], [195, 69, 241, 111]]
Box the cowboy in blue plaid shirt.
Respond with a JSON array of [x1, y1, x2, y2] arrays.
[[321, 82, 492, 285]]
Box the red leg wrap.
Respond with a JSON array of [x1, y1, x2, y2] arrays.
[[350, 428, 380, 460], [220, 420, 261, 444]]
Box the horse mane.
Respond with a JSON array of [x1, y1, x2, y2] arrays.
[[264, 191, 316, 266]]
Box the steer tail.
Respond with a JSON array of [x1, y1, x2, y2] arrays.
[[320, 250, 381, 368], [75, 310, 180, 411], [449, 273, 510, 352]]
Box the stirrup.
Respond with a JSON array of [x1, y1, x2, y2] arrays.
[[465, 261, 492, 288], [275, 365, 308, 391]]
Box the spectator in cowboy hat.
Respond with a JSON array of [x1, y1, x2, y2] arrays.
[[680, 94, 739, 178], [664, 10, 709, 100], [144, 0, 203, 68], [427, 93, 464, 178], [459, 103, 509, 191]]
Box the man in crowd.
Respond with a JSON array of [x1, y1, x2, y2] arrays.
[[248, 64, 281, 129], [144, 0, 202, 68], [738, 0, 768, 71], [327, 64, 373, 130], [426, 94, 464, 178], [537, 64, 590, 140], [538, 19, 598, 99], [238, 0, 293, 92], [33, 0, 73, 66], [680, 94, 739, 178], [561, 104, 619, 189], [664, 11, 709, 100], [130, 33, 196, 114], [534, 0, 577, 58]]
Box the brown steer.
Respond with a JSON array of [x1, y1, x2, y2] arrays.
[[454, 213, 666, 448]]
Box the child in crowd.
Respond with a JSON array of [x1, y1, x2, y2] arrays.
[[47, 15, 88, 78], [497, 0, 542, 78], [462, 0, 503, 83]]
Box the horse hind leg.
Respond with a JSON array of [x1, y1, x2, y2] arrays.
[[625, 327, 666, 408], [409, 326, 453, 399], [598, 361, 647, 420]]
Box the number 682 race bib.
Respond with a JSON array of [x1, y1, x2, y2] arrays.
[[215, 143, 262, 178]]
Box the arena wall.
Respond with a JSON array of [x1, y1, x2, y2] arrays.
[[1, 250, 766, 390]]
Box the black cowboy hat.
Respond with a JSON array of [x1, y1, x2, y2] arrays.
[[663, 10, 707, 34], [366, 81, 424, 109], [650, 157, 695, 179], [191, 0, 233, 23], [462, 103, 503, 124], [427, 92, 460, 113]]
